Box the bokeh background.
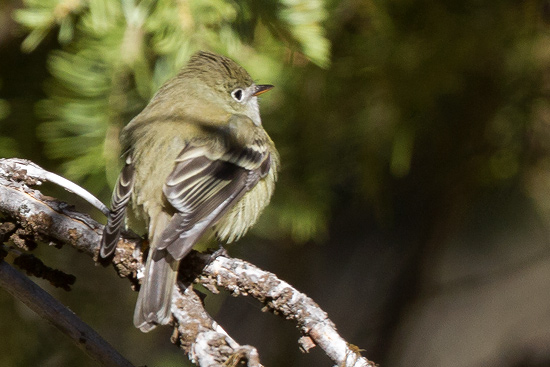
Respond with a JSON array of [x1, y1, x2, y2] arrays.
[[2, 0, 550, 366]]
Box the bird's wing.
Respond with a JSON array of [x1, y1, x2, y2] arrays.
[[158, 131, 271, 260], [99, 157, 135, 258]]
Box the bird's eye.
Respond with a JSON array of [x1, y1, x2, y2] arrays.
[[231, 88, 244, 102]]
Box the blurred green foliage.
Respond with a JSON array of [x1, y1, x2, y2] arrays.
[[0, 79, 17, 157], [3, 0, 550, 365], [14, 0, 331, 240], [0, 137, 17, 158], [7, 0, 550, 244]]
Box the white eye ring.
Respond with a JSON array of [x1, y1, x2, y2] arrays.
[[231, 88, 244, 102]]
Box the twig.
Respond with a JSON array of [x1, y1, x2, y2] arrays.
[[171, 283, 262, 367], [197, 254, 373, 367], [0, 158, 109, 216], [0, 260, 135, 367], [0, 158, 375, 367]]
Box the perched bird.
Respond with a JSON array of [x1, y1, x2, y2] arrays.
[[99, 50, 279, 332]]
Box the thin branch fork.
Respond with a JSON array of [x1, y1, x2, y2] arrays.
[[0, 158, 375, 367]]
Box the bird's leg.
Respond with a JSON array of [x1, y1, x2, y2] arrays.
[[207, 241, 228, 265]]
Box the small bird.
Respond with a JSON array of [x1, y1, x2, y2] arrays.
[[99, 50, 279, 332]]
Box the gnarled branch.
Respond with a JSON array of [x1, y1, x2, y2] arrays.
[[0, 158, 374, 367]]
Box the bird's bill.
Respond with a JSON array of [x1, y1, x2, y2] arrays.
[[253, 84, 274, 96]]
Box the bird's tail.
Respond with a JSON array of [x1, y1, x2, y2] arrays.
[[133, 249, 179, 332]]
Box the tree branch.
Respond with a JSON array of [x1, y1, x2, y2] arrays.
[[0, 158, 375, 367], [0, 260, 135, 367]]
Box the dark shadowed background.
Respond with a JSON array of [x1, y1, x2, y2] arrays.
[[1, 0, 550, 366]]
